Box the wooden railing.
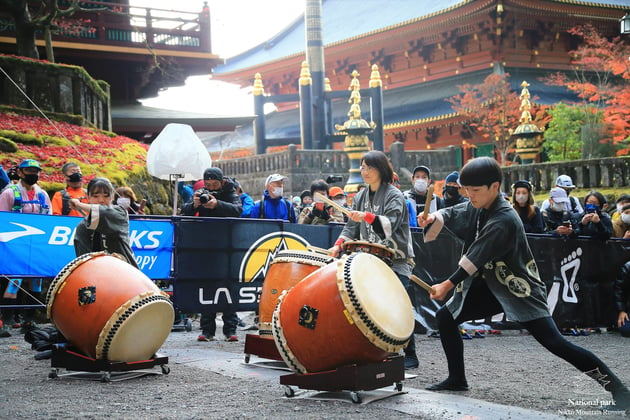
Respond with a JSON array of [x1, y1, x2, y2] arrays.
[[0, 1, 211, 52]]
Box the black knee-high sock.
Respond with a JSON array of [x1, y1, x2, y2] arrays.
[[436, 306, 466, 381]]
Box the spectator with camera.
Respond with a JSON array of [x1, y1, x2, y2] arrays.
[[541, 187, 579, 237], [540, 174, 583, 219], [181, 168, 242, 218], [298, 179, 344, 225], [575, 190, 612, 240], [181, 167, 242, 342]]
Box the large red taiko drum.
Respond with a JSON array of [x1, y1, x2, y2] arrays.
[[271, 252, 414, 374], [258, 249, 334, 336], [46, 252, 174, 362]]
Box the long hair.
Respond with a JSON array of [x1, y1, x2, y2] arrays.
[[361, 150, 393, 185], [512, 180, 535, 220]]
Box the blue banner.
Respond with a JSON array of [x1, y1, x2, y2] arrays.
[[0, 212, 173, 279]]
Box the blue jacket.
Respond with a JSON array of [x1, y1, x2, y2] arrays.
[[250, 190, 296, 222], [240, 192, 255, 218]]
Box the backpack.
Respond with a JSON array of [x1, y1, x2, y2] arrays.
[[8, 184, 49, 213], [59, 188, 88, 215]]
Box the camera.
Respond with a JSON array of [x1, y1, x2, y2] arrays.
[[326, 175, 343, 184], [195, 188, 216, 204], [584, 203, 597, 214]]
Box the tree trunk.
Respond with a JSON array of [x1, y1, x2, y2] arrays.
[[11, 1, 39, 59], [44, 27, 55, 62]]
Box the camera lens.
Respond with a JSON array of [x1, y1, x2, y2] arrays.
[[199, 193, 210, 204]]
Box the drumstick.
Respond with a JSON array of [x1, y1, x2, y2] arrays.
[[422, 185, 434, 218], [307, 245, 329, 255], [410, 274, 435, 294], [314, 192, 352, 217]]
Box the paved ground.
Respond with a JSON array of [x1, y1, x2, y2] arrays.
[[0, 313, 628, 419]]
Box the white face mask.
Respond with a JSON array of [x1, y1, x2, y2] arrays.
[[117, 197, 131, 209], [618, 204, 624, 214], [515, 194, 528, 205], [414, 178, 428, 194], [333, 198, 346, 206], [622, 213, 630, 225], [550, 202, 565, 212], [271, 186, 283, 198]]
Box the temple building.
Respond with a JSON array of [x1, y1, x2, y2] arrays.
[[211, 0, 628, 162]]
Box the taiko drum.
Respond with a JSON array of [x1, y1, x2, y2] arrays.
[[46, 252, 174, 362], [271, 252, 414, 374], [258, 250, 334, 336]]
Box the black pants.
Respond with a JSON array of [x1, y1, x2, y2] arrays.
[[200, 311, 239, 337], [435, 278, 625, 393]]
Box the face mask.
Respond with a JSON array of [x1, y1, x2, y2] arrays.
[[333, 198, 346, 206], [515, 194, 528, 205], [444, 186, 459, 197], [23, 174, 39, 185], [414, 179, 428, 194], [622, 214, 630, 225], [272, 187, 283, 198], [117, 197, 131, 209], [550, 202, 565, 212], [584, 203, 599, 214], [617, 204, 624, 214], [67, 172, 82, 183]]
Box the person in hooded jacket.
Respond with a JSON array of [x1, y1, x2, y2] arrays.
[[249, 173, 296, 222], [442, 171, 468, 207]]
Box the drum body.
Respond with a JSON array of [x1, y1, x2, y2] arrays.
[[272, 253, 414, 374], [341, 240, 395, 265], [258, 250, 334, 336], [46, 252, 174, 362]]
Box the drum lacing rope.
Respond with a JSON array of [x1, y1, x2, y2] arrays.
[[343, 254, 409, 347], [100, 294, 171, 360]]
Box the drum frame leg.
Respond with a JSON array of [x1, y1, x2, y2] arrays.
[[48, 346, 170, 380], [278, 355, 404, 402]]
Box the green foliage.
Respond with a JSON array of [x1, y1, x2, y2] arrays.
[[0, 129, 44, 146], [543, 103, 590, 161], [0, 136, 18, 152]]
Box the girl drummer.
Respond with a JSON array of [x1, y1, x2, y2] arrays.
[[69, 177, 139, 268], [328, 150, 419, 370]]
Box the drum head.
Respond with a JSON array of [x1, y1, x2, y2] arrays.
[[339, 253, 414, 345], [97, 298, 174, 362]]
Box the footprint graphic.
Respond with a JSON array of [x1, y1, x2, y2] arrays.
[[560, 247, 582, 304]]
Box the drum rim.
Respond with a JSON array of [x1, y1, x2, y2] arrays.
[[337, 253, 412, 352], [342, 240, 394, 254], [271, 250, 335, 267], [271, 290, 308, 374], [96, 292, 173, 360], [46, 251, 107, 319]]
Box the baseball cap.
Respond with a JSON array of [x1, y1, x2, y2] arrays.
[[203, 167, 223, 181], [412, 165, 431, 178], [329, 186, 344, 197], [555, 175, 575, 188], [18, 159, 42, 170], [265, 173, 288, 185], [550, 187, 569, 203]]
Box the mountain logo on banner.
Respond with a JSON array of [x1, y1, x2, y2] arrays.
[[238, 232, 309, 283], [0, 222, 45, 242]]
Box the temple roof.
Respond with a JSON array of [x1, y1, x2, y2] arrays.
[[214, 0, 628, 75]]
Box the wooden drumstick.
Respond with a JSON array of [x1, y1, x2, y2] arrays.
[[422, 185, 434, 218], [307, 245, 329, 255], [410, 274, 435, 294], [314, 192, 352, 217]]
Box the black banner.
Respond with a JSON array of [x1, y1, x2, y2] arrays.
[[171, 217, 630, 328]]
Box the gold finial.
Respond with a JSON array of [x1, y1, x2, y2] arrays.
[[299, 61, 312, 86], [369, 64, 382, 88], [253, 73, 265, 96], [324, 77, 331, 92], [519, 80, 532, 123]]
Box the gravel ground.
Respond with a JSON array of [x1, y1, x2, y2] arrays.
[[0, 314, 628, 420]]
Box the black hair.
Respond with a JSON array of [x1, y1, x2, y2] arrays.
[[459, 157, 502, 187], [584, 190, 606, 206], [310, 179, 330, 195], [361, 150, 393, 185], [87, 177, 114, 197]]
